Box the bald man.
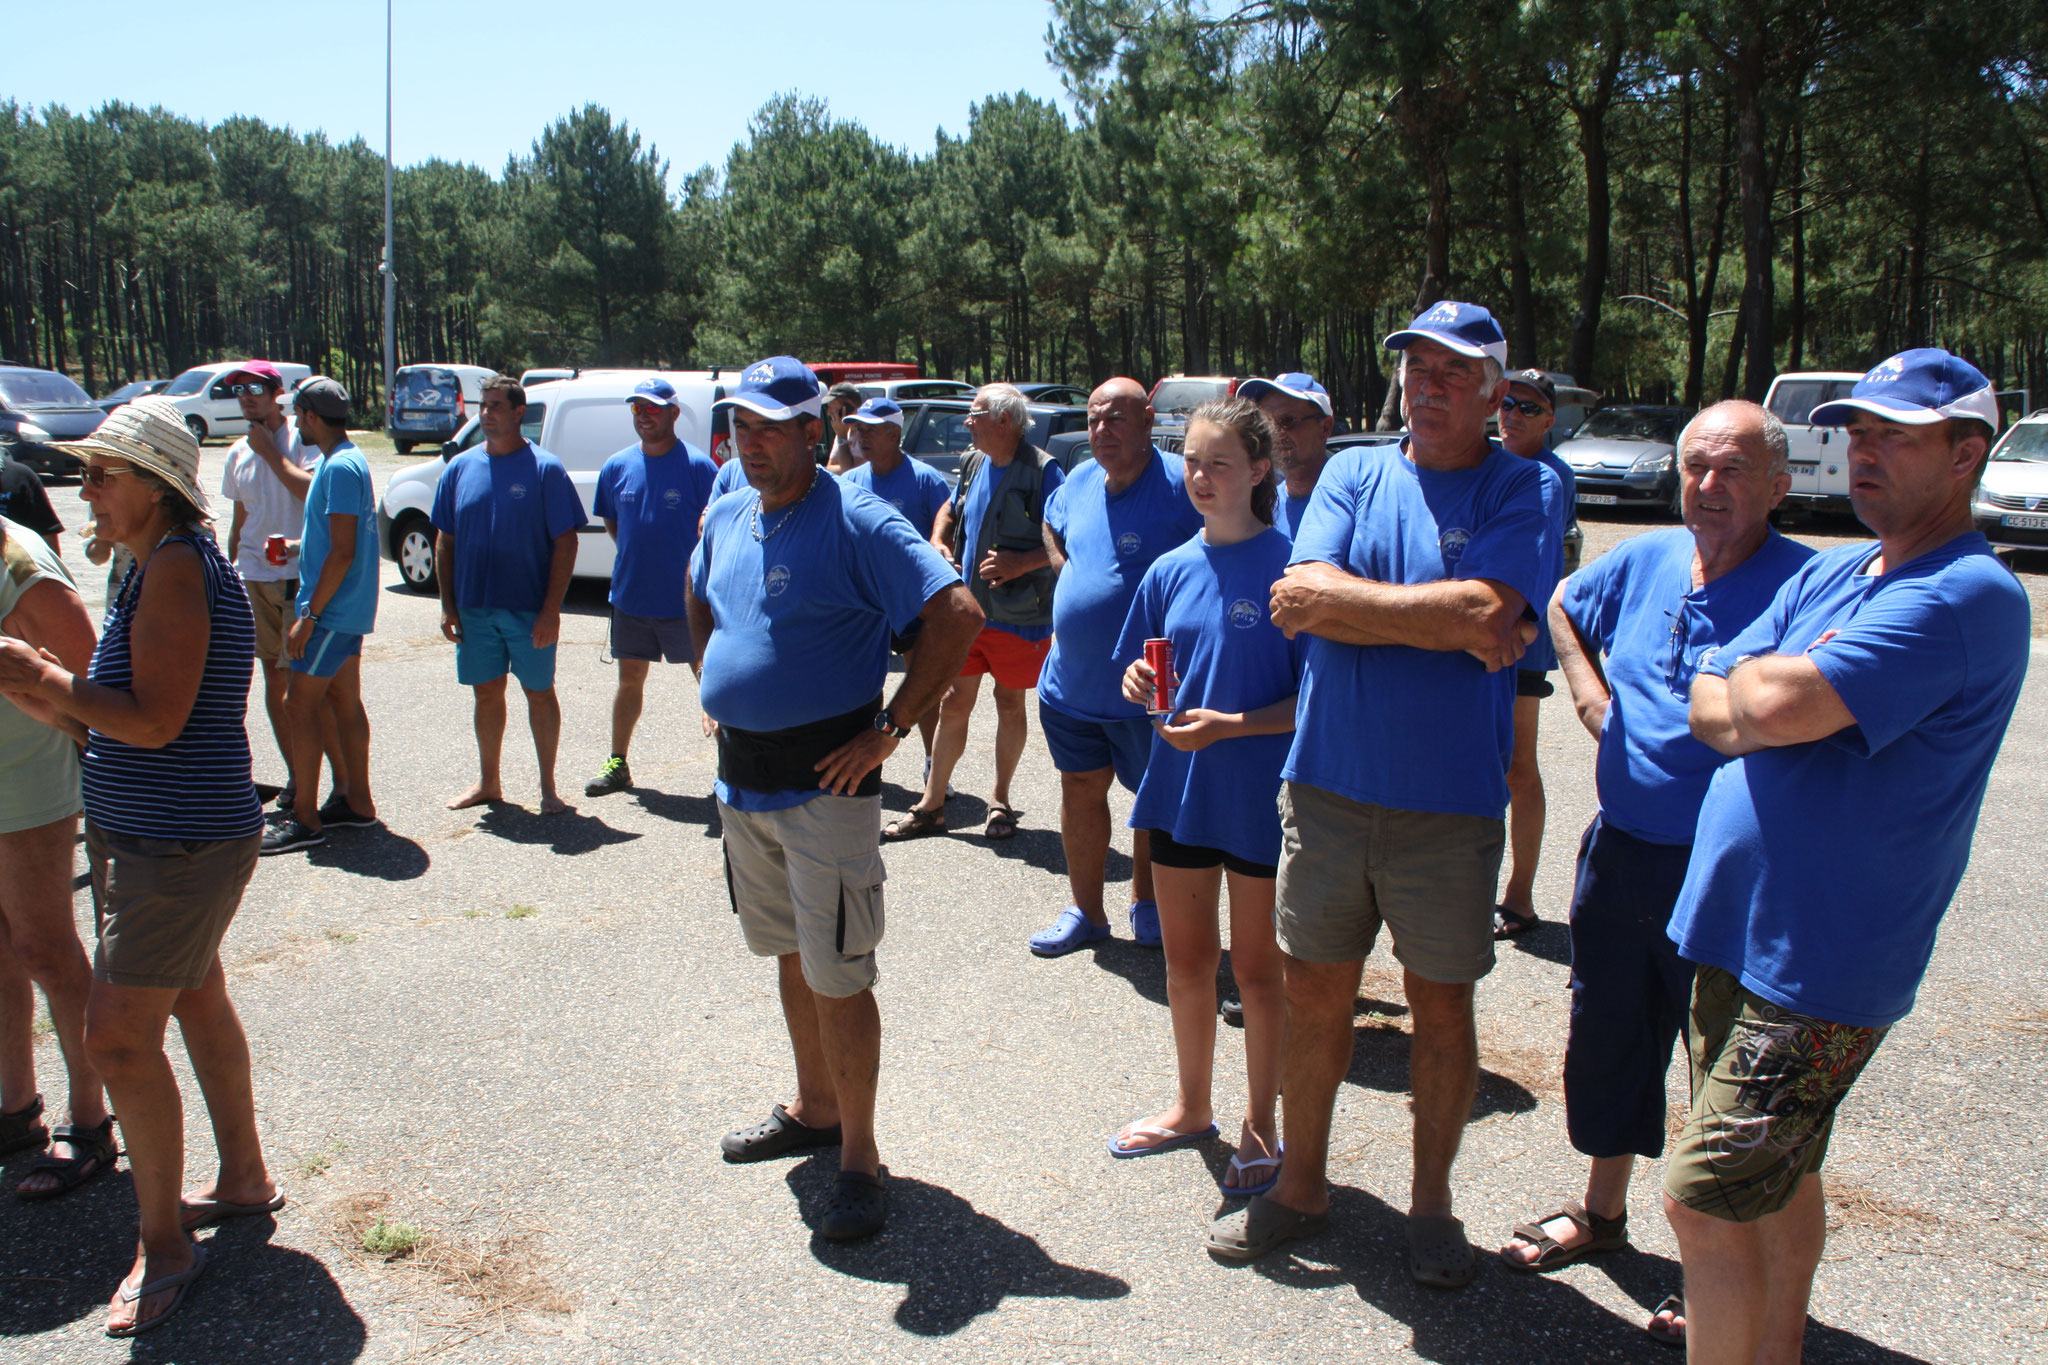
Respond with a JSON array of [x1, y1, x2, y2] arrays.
[[1028, 378, 1204, 956]]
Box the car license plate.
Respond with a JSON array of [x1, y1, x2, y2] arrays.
[[2001, 513, 2048, 530], [1577, 492, 1619, 506], [403, 410, 437, 422], [1787, 461, 1818, 475]]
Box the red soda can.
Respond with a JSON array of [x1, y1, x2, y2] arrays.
[[1144, 637, 1174, 714], [265, 534, 287, 566]]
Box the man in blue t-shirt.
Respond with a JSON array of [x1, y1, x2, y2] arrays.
[[1208, 304, 1552, 1290], [1661, 351, 2028, 1362], [583, 378, 717, 797], [687, 357, 981, 1244], [1493, 368, 1578, 937], [262, 376, 382, 855], [1029, 377, 1203, 957], [1239, 371, 1336, 541], [1496, 401, 1812, 1349], [431, 375, 588, 815]]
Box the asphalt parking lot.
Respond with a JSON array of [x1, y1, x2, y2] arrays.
[[2, 450, 2043, 1364]]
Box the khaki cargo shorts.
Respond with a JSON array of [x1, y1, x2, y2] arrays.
[[718, 794, 886, 999], [246, 578, 297, 664]]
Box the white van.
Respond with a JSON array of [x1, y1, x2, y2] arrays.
[[161, 360, 314, 443], [1762, 371, 1864, 514], [376, 368, 735, 592]]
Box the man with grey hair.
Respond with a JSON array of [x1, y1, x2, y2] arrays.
[[1498, 399, 1811, 1349], [888, 383, 1063, 842]]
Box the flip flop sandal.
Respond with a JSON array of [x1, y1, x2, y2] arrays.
[[0, 1093, 49, 1158], [106, 1242, 207, 1338], [1107, 1121, 1219, 1159], [1501, 1199, 1629, 1272], [1647, 1292, 1686, 1348], [719, 1104, 842, 1163], [984, 805, 1018, 840], [818, 1167, 887, 1241], [1493, 906, 1540, 940], [17, 1116, 118, 1203], [881, 807, 946, 841], [181, 1191, 286, 1232], [1221, 1141, 1284, 1198], [1409, 1213, 1478, 1289], [1206, 1195, 1328, 1261]]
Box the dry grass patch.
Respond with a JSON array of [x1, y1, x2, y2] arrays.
[[1824, 1178, 1945, 1235], [330, 1191, 574, 1323]]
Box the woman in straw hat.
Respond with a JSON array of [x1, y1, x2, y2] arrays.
[[0, 396, 278, 1337]]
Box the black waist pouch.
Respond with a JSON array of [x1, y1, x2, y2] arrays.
[[716, 694, 884, 798]]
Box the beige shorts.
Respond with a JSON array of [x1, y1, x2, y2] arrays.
[[246, 578, 298, 663], [718, 794, 886, 998], [1273, 782, 1503, 984], [87, 822, 260, 991]]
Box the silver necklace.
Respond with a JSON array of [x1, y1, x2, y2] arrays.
[[749, 470, 818, 542]]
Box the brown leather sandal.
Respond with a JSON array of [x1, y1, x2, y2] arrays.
[[18, 1115, 119, 1203], [0, 1093, 49, 1158], [881, 807, 946, 841], [1500, 1199, 1628, 1272]]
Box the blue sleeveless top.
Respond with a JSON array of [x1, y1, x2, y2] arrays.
[[82, 531, 264, 841]]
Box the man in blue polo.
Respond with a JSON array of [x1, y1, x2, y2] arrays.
[[433, 374, 588, 814], [1208, 303, 1552, 1289], [1238, 372, 1336, 540], [1029, 376, 1203, 956], [688, 357, 981, 1242], [584, 378, 718, 796], [1665, 350, 2028, 1362], [840, 397, 949, 538]]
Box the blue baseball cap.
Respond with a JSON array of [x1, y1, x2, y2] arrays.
[[713, 356, 824, 422], [844, 396, 904, 429], [626, 377, 680, 408], [1384, 301, 1509, 367], [1810, 348, 1998, 429], [1238, 372, 1332, 417]]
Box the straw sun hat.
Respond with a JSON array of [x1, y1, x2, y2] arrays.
[[58, 395, 211, 517]]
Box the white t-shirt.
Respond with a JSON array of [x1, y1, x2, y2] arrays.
[[219, 420, 317, 582]]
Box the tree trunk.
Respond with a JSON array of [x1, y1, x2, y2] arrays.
[[1504, 144, 1537, 368], [1733, 46, 1775, 401], [1566, 45, 1622, 385]]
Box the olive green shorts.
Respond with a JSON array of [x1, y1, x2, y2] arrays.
[[1663, 965, 1887, 1222], [87, 822, 260, 991]]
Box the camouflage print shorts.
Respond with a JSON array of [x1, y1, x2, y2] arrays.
[[1664, 965, 1888, 1222]]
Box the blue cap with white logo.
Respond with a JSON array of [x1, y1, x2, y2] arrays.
[[627, 377, 680, 408], [1384, 301, 1509, 367], [1809, 348, 1998, 429], [713, 356, 824, 422], [1238, 372, 1332, 417], [844, 396, 904, 429]]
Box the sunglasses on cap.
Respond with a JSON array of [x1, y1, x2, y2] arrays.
[[82, 462, 140, 488], [230, 382, 275, 397], [1500, 396, 1552, 418]]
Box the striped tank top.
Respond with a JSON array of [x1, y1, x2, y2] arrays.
[[83, 530, 264, 841]]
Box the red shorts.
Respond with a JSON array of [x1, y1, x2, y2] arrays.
[[960, 626, 1051, 691]]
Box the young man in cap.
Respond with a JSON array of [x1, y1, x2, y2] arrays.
[[1030, 377, 1202, 955], [690, 357, 980, 1241], [889, 383, 1062, 843], [1492, 368, 1577, 938], [433, 376, 588, 814], [1215, 302, 1553, 1288], [1666, 349, 2028, 1363], [821, 383, 865, 473], [263, 377, 381, 853], [1237, 372, 1336, 539], [584, 378, 718, 797]]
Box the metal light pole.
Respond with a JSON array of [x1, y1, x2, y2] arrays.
[[381, 0, 395, 415]]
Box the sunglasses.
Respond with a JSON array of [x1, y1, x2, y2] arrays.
[[1270, 413, 1323, 434], [82, 463, 139, 488], [230, 382, 275, 397], [1500, 397, 1552, 418]]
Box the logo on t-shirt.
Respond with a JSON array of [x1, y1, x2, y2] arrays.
[[889, 498, 905, 510], [1117, 531, 1143, 557], [1228, 599, 1262, 629], [509, 483, 529, 500], [618, 488, 639, 503], [1439, 526, 1471, 566], [663, 487, 683, 509], [765, 564, 791, 596]]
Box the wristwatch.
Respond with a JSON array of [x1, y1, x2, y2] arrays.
[[872, 709, 911, 740]]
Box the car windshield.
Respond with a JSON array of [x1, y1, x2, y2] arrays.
[[0, 370, 93, 409], [105, 381, 155, 402], [1991, 422, 2048, 462], [1577, 409, 1679, 443], [395, 368, 457, 406], [1152, 379, 1228, 415], [164, 367, 215, 397]]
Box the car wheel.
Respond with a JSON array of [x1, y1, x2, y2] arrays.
[[185, 415, 207, 444], [396, 440, 415, 454], [395, 515, 437, 593]]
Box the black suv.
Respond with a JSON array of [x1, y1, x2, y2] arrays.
[[0, 362, 107, 475]]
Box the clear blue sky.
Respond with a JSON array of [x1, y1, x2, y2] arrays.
[[5, 1, 1076, 183]]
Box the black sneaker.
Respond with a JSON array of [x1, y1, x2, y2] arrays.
[[584, 755, 631, 796], [1221, 997, 1245, 1027], [317, 795, 380, 829], [259, 818, 326, 856]]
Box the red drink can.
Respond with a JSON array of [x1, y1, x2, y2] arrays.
[[1144, 637, 1174, 714], [265, 534, 287, 566]]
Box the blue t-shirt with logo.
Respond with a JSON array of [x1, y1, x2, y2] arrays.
[[1670, 534, 2029, 1029], [1521, 449, 1577, 672], [1284, 440, 1552, 817], [1559, 526, 1813, 845], [430, 443, 588, 612], [296, 441, 380, 636], [844, 456, 952, 541], [690, 473, 961, 810], [957, 453, 1067, 642], [1116, 528, 1304, 867], [592, 441, 717, 619], [1040, 449, 1204, 722]]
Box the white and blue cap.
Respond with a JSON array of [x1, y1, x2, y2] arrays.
[[712, 356, 824, 421], [1237, 372, 1332, 416], [844, 396, 905, 429], [626, 377, 680, 408], [1384, 300, 1509, 367], [1809, 348, 1999, 429]]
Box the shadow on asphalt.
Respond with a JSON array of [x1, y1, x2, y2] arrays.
[[784, 1155, 1130, 1336], [305, 824, 430, 881], [0, 1163, 366, 1360], [631, 786, 722, 834], [473, 805, 641, 854], [1500, 917, 1571, 967]]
